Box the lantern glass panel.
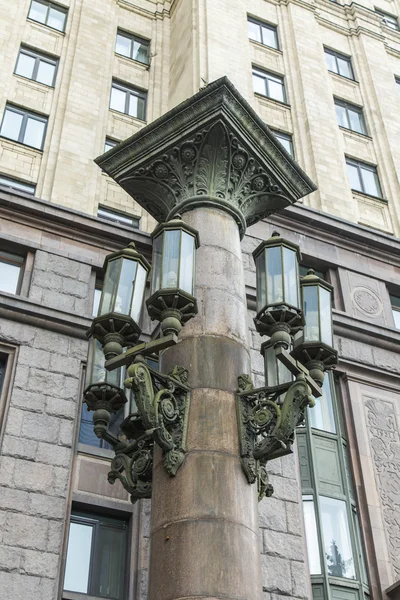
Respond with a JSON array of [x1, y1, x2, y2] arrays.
[[99, 258, 121, 315], [151, 233, 162, 292], [267, 246, 283, 304], [179, 231, 195, 294], [320, 287, 333, 346], [131, 262, 147, 323], [161, 229, 180, 289], [116, 258, 137, 315], [86, 339, 121, 388], [264, 344, 292, 387], [256, 250, 266, 312], [283, 247, 299, 307], [303, 286, 319, 341]]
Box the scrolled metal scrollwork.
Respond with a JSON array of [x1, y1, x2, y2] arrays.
[[236, 372, 313, 501], [108, 437, 154, 503]]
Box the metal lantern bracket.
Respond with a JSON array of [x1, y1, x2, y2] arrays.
[[236, 345, 322, 502]]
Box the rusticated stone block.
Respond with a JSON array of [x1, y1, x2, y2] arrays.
[[259, 496, 287, 532], [261, 555, 292, 595]]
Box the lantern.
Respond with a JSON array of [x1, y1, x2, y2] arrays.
[[261, 341, 293, 388], [146, 217, 200, 336], [253, 232, 303, 339], [88, 242, 150, 358], [292, 269, 338, 385]]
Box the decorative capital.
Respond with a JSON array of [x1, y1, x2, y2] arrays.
[[96, 77, 316, 237]]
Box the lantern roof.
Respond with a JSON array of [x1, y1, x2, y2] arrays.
[[103, 241, 151, 272], [300, 268, 333, 292], [95, 77, 316, 237], [151, 216, 200, 248], [252, 231, 302, 261]]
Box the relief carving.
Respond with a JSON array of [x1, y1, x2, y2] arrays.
[[352, 287, 383, 317], [365, 397, 400, 576]]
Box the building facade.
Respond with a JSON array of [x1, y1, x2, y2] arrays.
[[0, 1, 400, 600]]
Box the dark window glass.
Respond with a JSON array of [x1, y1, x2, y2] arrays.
[[15, 46, 58, 86], [0, 175, 35, 195], [271, 130, 294, 157], [28, 0, 67, 32], [376, 9, 399, 30], [97, 206, 140, 228], [252, 67, 286, 102], [79, 401, 125, 450], [334, 99, 367, 135], [109, 81, 147, 120], [0, 104, 47, 150], [324, 48, 354, 80], [64, 511, 127, 599], [248, 18, 279, 49], [345, 157, 382, 197], [116, 30, 150, 65]]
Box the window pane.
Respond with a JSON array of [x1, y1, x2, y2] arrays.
[[64, 522, 93, 593], [133, 39, 149, 64], [248, 20, 261, 42], [309, 374, 336, 433], [116, 33, 131, 57], [15, 52, 35, 79], [253, 73, 266, 95], [303, 498, 322, 574], [96, 525, 126, 599], [0, 176, 35, 194], [93, 287, 102, 317], [346, 162, 361, 191], [361, 166, 380, 197], [393, 309, 400, 329], [110, 87, 126, 113], [23, 117, 45, 149], [48, 6, 66, 31], [136, 96, 145, 120], [337, 57, 352, 79], [0, 261, 21, 294], [29, 0, 47, 23], [37, 60, 55, 86], [335, 104, 348, 129], [320, 496, 355, 579], [104, 139, 117, 152], [325, 52, 337, 73], [1, 109, 23, 141], [275, 133, 293, 156], [262, 25, 278, 49], [348, 109, 364, 134], [268, 77, 284, 102], [128, 94, 138, 118]]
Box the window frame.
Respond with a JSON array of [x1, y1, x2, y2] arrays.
[[334, 98, 367, 135], [115, 29, 150, 65], [0, 345, 18, 448], [14, 46, 58, 87], [247, 16, 279, 50], [271, 129, 294, 157], [109, 81, 147, 121], [64, 510, 128, 599], [324, 47, 355, 80], [0, 250, 25, 295], [345, 157, 383, 199], [104, 138, 118, 153], [395, 76, 400, 95], [0, 104, 48, 151], [390, 294, 400, 329], [28, 0, 68, 33], [97, 205, 140, 228], [375, 8, 399, 30], [252, 67, 287, 103], [0, 174, 36, 195]]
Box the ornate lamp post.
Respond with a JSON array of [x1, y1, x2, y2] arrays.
[[84, 77, 337, 600]]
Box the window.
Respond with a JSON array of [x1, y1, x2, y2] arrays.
[[104, 138, 118, 153], [15, 46, 58, 87], [395, 76, 400, 96], [92, 281, 103, 317], [324, 48, 354, 80], [0, 104, 47, 150], [0, 175, 35, 195], [252, 68, 286, 102], [334, 99, 367, 135], [116, 30, 150, 65], [110, 81, 146, 120], [64, 511, 127, 599], [390, 295, 400, 329], [375, 9, 399, 30], [0, 251, 24, 294], [346, 157, 382, 198], [28, 0, 67, 32], [248, 17, 279, 50], [79, 401, 125, 450], [297, 374, 369, 597], [271, 130, 294, 157], [97, 206, 140, 228]]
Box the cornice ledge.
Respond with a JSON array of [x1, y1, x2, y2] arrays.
[[117, 0, 163, 18], [385, 43, 400, 58], [277, 0, 316, 12], [96, 77, 316, 236]]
